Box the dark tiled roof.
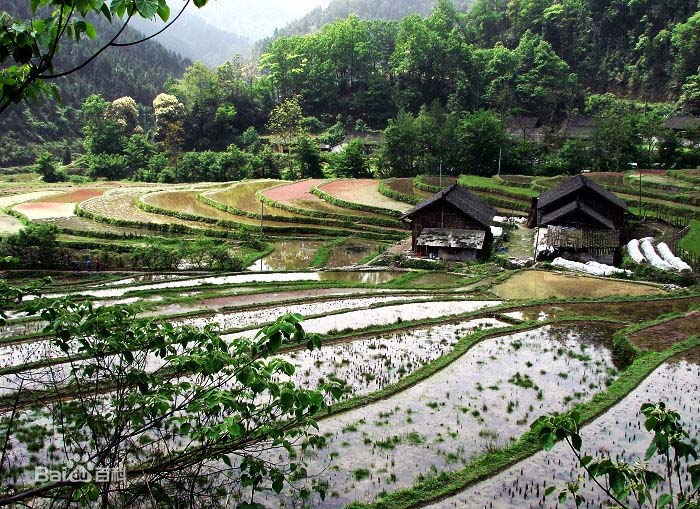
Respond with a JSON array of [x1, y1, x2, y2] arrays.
[[664, 115, 700, 130], [557, 116, 596, 139], [506, 116, 541, 129], [540, 199, 615, 229], [401, 184, 496, 227], [537, 174, 628, 212]]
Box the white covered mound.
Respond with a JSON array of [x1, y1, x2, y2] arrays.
[[627, 237, 691, 272], [657, 242, 692, 272], [626, 239, 645, 264], [552, 257, 631, 277], [639, 238, 674, 271]]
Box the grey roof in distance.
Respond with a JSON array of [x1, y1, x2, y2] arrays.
[[537, 174, 628, 212], [401, 184, 496, 227]]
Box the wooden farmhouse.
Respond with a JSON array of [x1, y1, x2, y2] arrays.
[[528, 174, 629, 264], [401, 184, 496, 261]]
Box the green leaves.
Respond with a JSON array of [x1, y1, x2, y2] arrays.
[[540, 402, 700, 509], [134, 0, 160, 19]]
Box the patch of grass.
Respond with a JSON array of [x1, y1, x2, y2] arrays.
[[508, 372, 539, 390], [353, 468, 371, 481]]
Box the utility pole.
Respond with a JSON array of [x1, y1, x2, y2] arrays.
[[260, 201, 264, 271], [639, 172, 642, 219], [439, 160, 443, 188], [497, 147, 502, 177]]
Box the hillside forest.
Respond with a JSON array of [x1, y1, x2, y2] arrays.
[[3, 0, 700, 183]]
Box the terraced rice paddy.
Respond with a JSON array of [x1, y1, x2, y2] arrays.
[[141, 189, 245, 222], [34, 270, 402, 299], [14, 187, 107, 219], [385, 178, 431, 201], [248, 240, 325, 271], [493, 271, 666, 299], [430, 351, 700, 509], [263, 179, 404, 226], [80, 188, 228, 231], [272, 323, 621, 507], [326, 239, 382, 267], [0, 212, 22, 234], [1, 174, 698, 508], [204, 180, 301, 218], [319, 179, 412, 212]]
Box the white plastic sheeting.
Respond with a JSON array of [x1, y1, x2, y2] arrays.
[[533, 228, 554, 256], [491, 226, 504, 238], [552, 257, 631, 277], [639, 239, 674, 271], [657, 242, 692, 272], [494, 216, 526, 224], [626, 239, 646, 264]]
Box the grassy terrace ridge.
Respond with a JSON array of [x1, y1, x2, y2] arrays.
[[668, 169, 700, 186], [199, 183, 405, 234], [258, 180, 407, 228], [311, 181, 404, 218], [344, 318, 700, 509], [136, 191, 401, 241]]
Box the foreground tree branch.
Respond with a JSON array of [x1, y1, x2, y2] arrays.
[[0, 0, 208, 116]]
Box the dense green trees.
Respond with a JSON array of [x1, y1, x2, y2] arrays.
[[332, 138, 371, 178], [33, 152, 66, 183], [6, 0, 700, 177]]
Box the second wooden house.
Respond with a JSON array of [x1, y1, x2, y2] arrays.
[[528, 174, 629, 264]]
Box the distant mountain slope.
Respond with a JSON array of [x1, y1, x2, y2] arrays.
[[131, 9, 251, 66], [0, 0, 190, 166], [193, 0, 331, 41], [274, 0, 473, 36]]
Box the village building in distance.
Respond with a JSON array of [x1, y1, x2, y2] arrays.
[[401, 184, 496, 261], [528, 174, 629, 264]]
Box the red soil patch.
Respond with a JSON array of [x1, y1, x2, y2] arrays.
[[14, 201, 76, 219], [263, 180, 326, 202], [319, 179, 411, 211], [47, 189, 105, 203]]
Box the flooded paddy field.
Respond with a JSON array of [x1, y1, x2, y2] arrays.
[[271, 323, 621, 507], [223, 300, 502, 341], [35, 270, 403, 299], [277, 318, 509, 398], [429, 349, 700, 509], [0, 299, 500, 384], [500, 296, 700, 324], [247, 240, 325, 271], [326, 239, 384, 267], [0, 295, 443, 367], [493, 271, 667, 299]]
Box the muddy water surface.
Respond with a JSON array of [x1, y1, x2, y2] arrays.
[[429, 348, 700, 509], [494, 271, 666, 299]]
